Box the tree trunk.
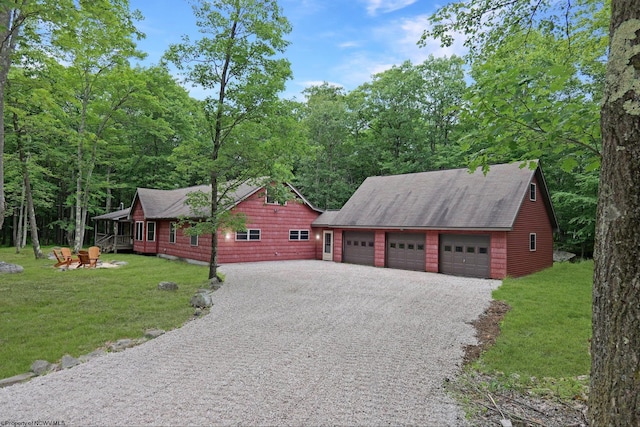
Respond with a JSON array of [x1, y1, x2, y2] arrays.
[[15, 183, 25, 253], [17, 143, 43, 259], [0, 7, 22, 231], [208, 171, 219, 284], [590, 0, 640, 425], [24, 168, 43, 259]]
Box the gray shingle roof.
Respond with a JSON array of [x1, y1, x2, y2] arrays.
[[322, 161, 558, 231], [132, 181, 322, 220]]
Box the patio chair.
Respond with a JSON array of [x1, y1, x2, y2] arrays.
[[52, 248, 68, 268], [60, 248, 80, 268], [88, 246, 101, 268], [77, 250, 90, 268]]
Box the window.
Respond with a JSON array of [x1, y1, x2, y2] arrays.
[[466, 246, 475, 253], [368, 241, 374, 247], [265, 190, 286, 205], [408, 244, 415, 250], [135, 221, 144, 241], [455, 246, 463, 253], [146, 222, 156, 242], [190, 234, 198, 246], [444, 245, 452, 252], [236, 229, 261, 241], [530, 233, 537, 251], [390, 242, 396, 248], [417, 244, 425, 251], [398, 243, 405, 249], [169, 222, 176, 244], [289, 230, 310, 241], [479, 247, 488, 254], [530, 183, 537, 201]]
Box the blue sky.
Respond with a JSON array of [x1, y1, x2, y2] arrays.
[[129, 0, 466, 99]]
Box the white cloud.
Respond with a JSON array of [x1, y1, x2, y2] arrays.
[[363, 0, 418, 16], [338, 41, 360, 49]]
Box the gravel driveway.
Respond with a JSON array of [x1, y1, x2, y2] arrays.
[[0, 261, 500, 426]]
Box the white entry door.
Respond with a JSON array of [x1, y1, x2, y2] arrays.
[[322, 231, 334, 261]]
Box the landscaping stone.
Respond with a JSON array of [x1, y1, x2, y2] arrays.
[[144, 328, 165, 339], [553, 250, 577, 262], [107, 338, 144, 352], [190, 289, 214, 308], [78, 349, 107, 363], [158, 281, 179, 291], [61, 355, 80, 369], [0, 261, 24, 274], [31, 360, 53, 376], [0, 372, 34, 388]]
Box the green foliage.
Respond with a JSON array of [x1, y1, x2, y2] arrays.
[[0, 247, 210, 379], [478, 261, 593, 379]]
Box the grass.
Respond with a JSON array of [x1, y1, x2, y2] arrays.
[[475, 261, 593, 397], [0, 246, 212, 379]]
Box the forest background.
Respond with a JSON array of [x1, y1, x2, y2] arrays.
[[0, 0, 607, 259]]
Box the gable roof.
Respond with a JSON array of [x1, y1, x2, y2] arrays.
[[317, 161, 558, 231], [131, 181, 322, 220]]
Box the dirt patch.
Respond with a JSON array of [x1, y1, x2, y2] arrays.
[[463, 299, 511, 365], [453, 300, 590, 427]]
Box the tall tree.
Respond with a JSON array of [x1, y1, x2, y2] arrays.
[[165, 0, 292, 283], [0, 0, 75, 230], [53, 0, 143, 252], [590, 0, 640, 424]]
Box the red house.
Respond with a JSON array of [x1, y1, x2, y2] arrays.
[[130, 182, 324, 265], [314, 161, 559, 279], [130, 161, 557, 279]]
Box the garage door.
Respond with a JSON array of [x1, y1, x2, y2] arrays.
[[343, 231, 375, 266], [386, 233, 426, 271], [439, 234, 490, 278]]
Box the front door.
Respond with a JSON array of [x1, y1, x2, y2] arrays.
[[322, 230, 334, 261]]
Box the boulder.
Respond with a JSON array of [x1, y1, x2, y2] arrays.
[[31, 360, 53, 376], [553, 250, 577, 263], [60, 354, 80, 369], [190, 289, 214, 308], [0, 261, 23, 274], [158, 281, 179, 291]]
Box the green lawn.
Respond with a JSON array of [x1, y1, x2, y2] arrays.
[[477, 261, 593, 392], [0, 247, 210, 379]]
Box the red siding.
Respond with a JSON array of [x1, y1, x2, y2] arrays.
[[425, 231, 439, 273], [131, 201, 159, 254], [374, 231, 386, 267], [506, 176, 554, 277], [490, 231, 508, 279], [136, 189, 322, 265]]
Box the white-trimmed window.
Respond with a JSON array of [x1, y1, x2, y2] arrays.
[[529, 233, 537, 251], [289, 230, 309, 241], [146, 221, 156, 242], [169, 222, 176, 244], [236, 229, 261, 241], [530, 183, 537, 201], [190, 234, 198, 246], [135, 221, 144, 241]]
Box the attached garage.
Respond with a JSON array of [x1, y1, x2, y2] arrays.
[[343, 231, 375, 266], [439, 234, 490, 278], [386, 233, 426, 271]]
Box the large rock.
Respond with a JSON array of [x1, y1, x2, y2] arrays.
[[190, 289, 214, 308], [158, 281, 179, 291], [60, 354, 80, 369], [144, 328, 165, 339], [553, 250, 577, 263], [31, 360, 53, 376], [0, 262, 23, 274]]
